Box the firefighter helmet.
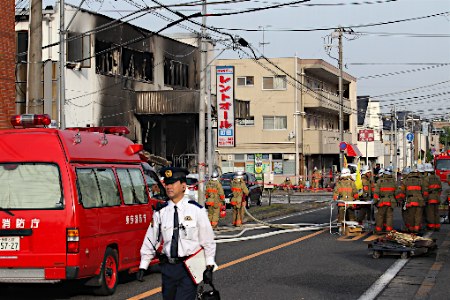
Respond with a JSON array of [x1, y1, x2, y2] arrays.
[[417, 164, 425, 173], [384, 166, 393, 175], [340, 168, 351, 177], [234, 171, 244, 179], [424, 163, 434, 172], [211, 171, 219, 180], [402, 167, 411, 175], [378, 168, 385, 176]]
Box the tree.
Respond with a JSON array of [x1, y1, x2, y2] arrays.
[[439, 126, 450, 151]]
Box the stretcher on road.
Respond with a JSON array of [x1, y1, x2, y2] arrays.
[[368, 230, 437, 259]]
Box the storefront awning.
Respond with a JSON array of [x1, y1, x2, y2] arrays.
[[346, 144, 362, 157]]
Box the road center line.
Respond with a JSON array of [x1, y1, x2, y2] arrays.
[[128, 228, 326, 300]]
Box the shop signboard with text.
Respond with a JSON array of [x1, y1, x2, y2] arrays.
[[358, 129, 374, 142], [216, 66, 235, 147]]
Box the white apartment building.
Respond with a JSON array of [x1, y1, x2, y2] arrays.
[[214, 57, 358, 185]]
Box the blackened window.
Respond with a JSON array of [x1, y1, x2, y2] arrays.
[[16, 31, 28, 63], [122, 47, 153, 82], [67, 32, 91, 67]]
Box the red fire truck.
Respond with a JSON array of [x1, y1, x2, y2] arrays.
[[434, 150, 450, 204], [434, 150, 450, 181], [0, 114, 163, 295]]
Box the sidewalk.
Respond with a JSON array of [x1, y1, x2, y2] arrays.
[[377, 221, 450, 300]]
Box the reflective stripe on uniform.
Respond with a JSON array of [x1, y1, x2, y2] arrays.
[[407, 186, 421, 191]]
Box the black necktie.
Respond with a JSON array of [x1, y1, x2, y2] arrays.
[[170, 206, 179, 258]]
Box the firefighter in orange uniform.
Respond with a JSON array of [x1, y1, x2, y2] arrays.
[[205, 171, 225, 229], [230, 171, 249, 226], [298, 175, 305, 192], [399, 167, 426, 233], [358, 166, 374, 224], [282, 177, 292, 192], [333, 168, 359, 223], [312, 167, 322, 192], [373, 167, 400, 233], [423, 163, 442, 231]]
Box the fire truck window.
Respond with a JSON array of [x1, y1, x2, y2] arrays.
[[436, 159, 450, 170], [76, 169, 102, 208], [97, 168, 120, 207], [117, 169, 134, 205], [128, 169, 149, 204], [0, 163, 62, 209], [117, 168, 149, 205]]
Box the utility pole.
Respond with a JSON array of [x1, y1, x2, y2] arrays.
[[337, 27, 344, 170], [258, 25, 271, 56], [198, 0, 207, 205], [27, 0, 43, 114], [294, 55, 299, 185], [393, 105, 397, 178], [403, 114, 407, 168], [300, 69, 305, 176], [58, 0, 66, 128]]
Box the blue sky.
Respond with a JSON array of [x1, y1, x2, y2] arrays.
[[35, 0, 450, 118]]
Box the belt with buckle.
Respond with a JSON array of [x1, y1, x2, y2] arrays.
[[167, 256, 188, 264]]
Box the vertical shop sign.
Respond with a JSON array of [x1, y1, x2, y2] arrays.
[[255, 153, 263, 174], [216, 66, 235, 147]]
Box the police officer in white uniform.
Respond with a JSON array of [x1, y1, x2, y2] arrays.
[[137, 167, 216, 300]]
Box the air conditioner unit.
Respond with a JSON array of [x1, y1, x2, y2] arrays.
[[66, 62, 81, 70]]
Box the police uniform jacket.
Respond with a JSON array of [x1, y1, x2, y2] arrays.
[[205, 180, 225, 207], [332, 177, 359, 206], [139, 196, 216, 269], [399, 172, 425, 207], [423, 173, 442, 204], [373, 174, 399, 207], [230, 179, 249, 207]]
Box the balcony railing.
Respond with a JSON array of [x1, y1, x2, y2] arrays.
[[303, 89, 352, 114]]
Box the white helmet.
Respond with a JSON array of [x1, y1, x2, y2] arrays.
[[234, 171, 244, 179], [378, 168, 385, 176], [424, 163, 434, 172], [384, 166, 393, 175], [361, 165, 371, 175], [417, 164, 425, 173], [402, 167, 411, 175], [340, 168, 351, 178], [211, 171, 219, 180]]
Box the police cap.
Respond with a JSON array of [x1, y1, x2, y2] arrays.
[[159, 167, 189, 184]]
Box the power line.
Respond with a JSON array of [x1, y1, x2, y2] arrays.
[[212, 11, 450, 32], [357, 63, 450, 80]]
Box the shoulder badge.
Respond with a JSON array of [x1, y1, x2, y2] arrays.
[[154, 201, 168, 212], [188, 200, 203, 208], [184, 216, 193, 221]]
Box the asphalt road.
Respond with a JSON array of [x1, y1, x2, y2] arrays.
[[1, 195, 445, 299]]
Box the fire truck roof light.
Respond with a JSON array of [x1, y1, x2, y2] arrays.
[[126, 144, 144, 155], [10, 114, 52, 128]]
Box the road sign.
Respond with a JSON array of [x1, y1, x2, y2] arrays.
[[406, 132, 414, 142], [339, 142, 347, 151]]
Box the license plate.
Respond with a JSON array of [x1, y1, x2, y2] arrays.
[[0, 237, 20, 251]]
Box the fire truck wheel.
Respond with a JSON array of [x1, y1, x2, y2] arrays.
[[94, 247, 119, 296], [400, 251, 409, 259], [372, 251, 381, 259]]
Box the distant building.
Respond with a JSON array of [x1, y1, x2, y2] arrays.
[[214, 57, 358, 184]]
